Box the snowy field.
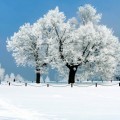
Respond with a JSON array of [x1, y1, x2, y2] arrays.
[[0, 83, 120, 120]]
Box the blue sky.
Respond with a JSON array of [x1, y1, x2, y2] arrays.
[[0, 0, 120, 81]]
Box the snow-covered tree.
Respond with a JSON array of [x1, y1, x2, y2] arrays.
[[4, 73, 25, 83], [6, 5, 120, 84], [9, 73, 15, 82], [34, 7, 77, 83], [76, 22, 120, 80], [45, 76, 50, 83], [37, 5, 120, 83], [0, 65, 5, 81], [15, 74, 25, 82], [6, 23, 48, 83], [40, 76, 45, 83], [115, 63, 120, 80], [4, 74, 10, 82]]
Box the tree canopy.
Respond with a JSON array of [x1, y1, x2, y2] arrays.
[[7, 4, 120, 83]]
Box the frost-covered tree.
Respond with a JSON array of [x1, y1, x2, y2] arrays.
[[15, 74, 25, 82], [115, 63, 120, 80], [7, 5, 120, 84], [4, 73, 25, 83], [76, 23, 120, 81], [35, 7, 79, 84], [37, 5, 120, 83], [0, 65, 5, 81], [9, 73, 15, 82], [45, 76, 50, 83], [4, 74, 10, 82], [7, 23, 48, 83], [40, 76, 44, 83]]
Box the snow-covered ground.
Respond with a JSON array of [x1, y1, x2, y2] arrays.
[[0, 83, 120, 120]]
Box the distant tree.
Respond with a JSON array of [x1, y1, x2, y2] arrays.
[[37, 5, 120, 83], [15, 74, 25, 82], [0, 65, 5, 81], [115, 63, 120, 80], [9, 73, 15, 82], [4, 74, 10, 82], [45, 76, 50, 83], [40, 76, 45, 83], [7, 23, 48, 83]]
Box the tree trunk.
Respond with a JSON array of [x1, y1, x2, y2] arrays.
[[68, 67, 77, 84], [36, 69, 40, 84]]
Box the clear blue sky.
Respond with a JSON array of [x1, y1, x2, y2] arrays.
[[0, 0, 120, 81]]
